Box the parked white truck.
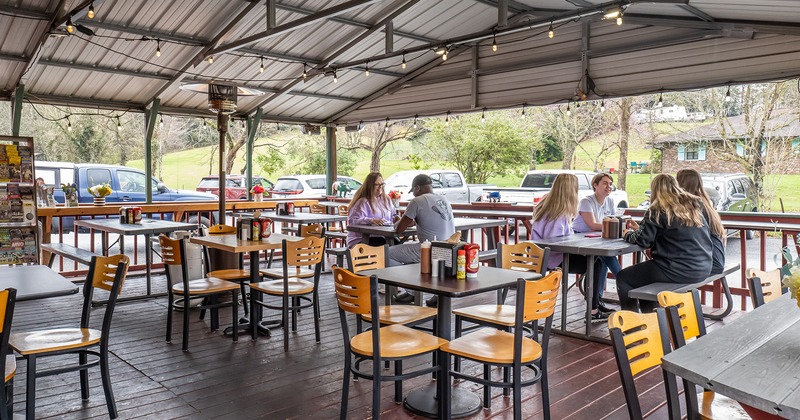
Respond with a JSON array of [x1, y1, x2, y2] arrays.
[[383, 170, 493, 204], [482, 170, 630, 208]]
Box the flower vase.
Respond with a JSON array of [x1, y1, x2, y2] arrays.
[[392, 199, 400, 208], [253, 193, 263, 202], [93, 197, 106, 206], [66, 194, 78, 207]]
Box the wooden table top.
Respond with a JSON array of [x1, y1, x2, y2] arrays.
[[362, 264, 541, 298], [661, 295, 800, 418], [532, 233, 645, 257], [74, 218, 197, 235], [346, 217, 508, 238], [0, 265, 79, 301], [189, 233, 301, 253]]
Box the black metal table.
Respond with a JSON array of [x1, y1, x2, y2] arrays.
[[0, 265, 78, 300], [363, 264, 541, 419], [532, 234, 645, 342]]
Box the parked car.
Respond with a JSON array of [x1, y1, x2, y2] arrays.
[[637, 172, 758, 238], [383, 170, 492, 203], [196, 175, 274, 200], [36, 161, 217, 231], [270, 175, 362, 198], [482, 170, 630, 208]]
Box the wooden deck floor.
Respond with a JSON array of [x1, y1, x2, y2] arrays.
[[8, 267, 744, 419]]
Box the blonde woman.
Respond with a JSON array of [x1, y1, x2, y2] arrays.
[[619, 174, 712, 312], [533, 174, 610, 320], [677, 169, 726, 274], [346, 172, 397, 248]]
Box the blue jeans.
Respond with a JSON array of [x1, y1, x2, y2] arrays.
[[594, 256, 621, 310]]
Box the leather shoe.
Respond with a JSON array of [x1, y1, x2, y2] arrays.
[[598, 303, 616, 313], [425, 295, 438, 308], [393, 292, 414, 304]]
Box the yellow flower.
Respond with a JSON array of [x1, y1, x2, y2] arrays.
[[782, 265, 800, 308]]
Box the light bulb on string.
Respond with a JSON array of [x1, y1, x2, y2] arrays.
[[481, 108, 486, 123], [617, 11, 624, 25], [521, 103, 526, 119], [116, 117, 122, 131], [384, 118, 389, 132], [548, 22, 554, 39], [259, 57, 264, 73], [566, 102, 571, 116], [412, 114, 418, 128], [724, 86, 732, 102], [576, 101, 580, 108], [87, 3, 95, 19], [657, 93, 663, 107], [365, 60, 370, 77], [207, 56, 213, 64], [401, 52, 406, 69], [492, 32, 497, 52], [445, 112, 450, 126], [159, 114, 164, 128], [67, 118, 72, 131], [333, 69, 338, 83], [155, 40, 161, 57], [302, 63, 308, 80], [600, 99, 606, 112], [203, 119, 208, 130], [66, 16, 75, 34]]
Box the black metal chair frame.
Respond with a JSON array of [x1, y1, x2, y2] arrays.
[[336, 272, 440, 420], [444, 276, 556, 420], [18, 257, 127, 420], [609, 308, 681, 420], [0, 289, 16, 420], [162, 237, 239, 352], [250, 239, 323, 351], [200, 228, 250, 316]]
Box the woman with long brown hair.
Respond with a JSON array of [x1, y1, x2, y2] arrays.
[[677, 169, 726, 274], [346, 172, 397, 248], [618, 174, 712, 312], [533, 173, 610, 320]]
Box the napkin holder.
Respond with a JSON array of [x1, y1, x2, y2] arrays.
[[431, 240, 466, 277]]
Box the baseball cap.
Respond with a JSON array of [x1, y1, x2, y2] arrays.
[[409, 174, 433, 193]]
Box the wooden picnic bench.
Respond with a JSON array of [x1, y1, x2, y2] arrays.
[[41, 243, 101, 268], [628, 262, 740, 320]]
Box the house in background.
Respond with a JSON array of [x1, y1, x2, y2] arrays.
[[633, 105, 706, 123], [654, 111, 800, 174]]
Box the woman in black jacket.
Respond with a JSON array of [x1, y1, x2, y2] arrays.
[[617, 174, 712, 312], [677, 169, 726, 274]]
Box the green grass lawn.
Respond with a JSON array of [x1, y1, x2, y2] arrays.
[[129, 134, 800, 212]]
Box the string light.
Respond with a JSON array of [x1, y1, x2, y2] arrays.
[[412, 114, 418, 128], [116, 117, 121, 131], [443, 50, 448, 61], [445, 111, 450, 126], [333, 69, 338, 83], [159, 114, 164, 128], [481, 108, 486, 122], [365, 60, 370, 77], [87, 3, 95, 19], [155, 40, 161, 57], [600, 98, 606, 112], [207, 56, 213, 64], [576, 101, 581, 108], [259, 57, 264, 73], [521, 103, 526, 119], [548, 21, 554, 39], [66, 16, 75, 34], [384, 117, 389, 131], [203, 118, 208, 129], [566, 102, 571, 116], [492, 31, 497, 52], [67, 118, 72, 131], [302, 63, 308, 80], [241, 119, 245, 128], [657, 93, 663, 107], [401, 52, 406, 69], [724, 85, 732, 102], [617, 11, 623, 25]]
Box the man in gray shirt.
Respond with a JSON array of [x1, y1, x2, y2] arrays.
[[389, 174, 455, 306]]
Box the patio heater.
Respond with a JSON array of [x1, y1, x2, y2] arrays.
[[181, 83, 264, 223]]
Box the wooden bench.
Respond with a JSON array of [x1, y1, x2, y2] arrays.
[[628, 263, 740, 320], [41, 243, 101, 268], [478, 249, 497, 263]]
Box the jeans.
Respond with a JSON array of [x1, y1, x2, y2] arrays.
[[616, 260, 673, 312], [388, 242, 421, 266]]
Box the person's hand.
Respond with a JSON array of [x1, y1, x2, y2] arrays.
[[626, 220, 639, 230], [371, 218, 385, 226]]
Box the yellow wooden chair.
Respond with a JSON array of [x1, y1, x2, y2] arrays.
[[0, 289, 16, 420], [440, 270, 561, 419], [347, 244, 436, 332], [746, 267, 784, 308], [9, 255, 128, 419], [160, 235, 241, 352], [657, 290, 750, 419], [203, 224, 251, 315], [333, 267, 446, 419], [250, 236, 325, 351]]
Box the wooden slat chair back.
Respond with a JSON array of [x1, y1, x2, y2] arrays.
[[655, 290, 750, 420], [746, 267, 784, 308], [347, 244, 388, 273], [657, 290, 706, 345], [440, 270, 562, 420], [499, 241, 550, 274], [158, 235, 240, 352], [309, 204, 326, 214], [0, 289, 16, 420], [8, 255, 128, 420], [608, 309, 681, 420], [300, 223, 323, 238], [203, 224, 250, 315], [250, 237, 326, 351], [207, 224, 236, 235], [333, 267, 446, 420]]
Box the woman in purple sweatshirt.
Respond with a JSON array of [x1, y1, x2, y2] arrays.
[[532, 173, 610, 320], [346, 172, 397, 248]]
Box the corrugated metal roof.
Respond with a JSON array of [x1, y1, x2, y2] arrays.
[[0, 0, 799, 126]]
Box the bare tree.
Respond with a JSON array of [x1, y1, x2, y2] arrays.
[[338, 121, 424, 173], [540, 101, 616, 170]]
